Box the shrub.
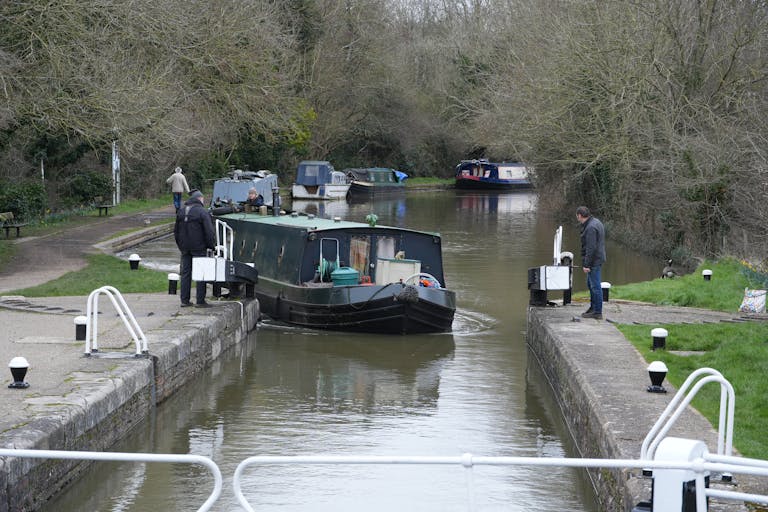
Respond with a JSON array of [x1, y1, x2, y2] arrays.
[[0, 180, 46, 220], [60, 171, 113, 207]]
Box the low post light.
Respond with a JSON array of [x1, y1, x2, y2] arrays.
[[651, 327, 668, 351], [647, 361, 668, 393], [8, 357, 30, 389], [128, 253, 141, 270]]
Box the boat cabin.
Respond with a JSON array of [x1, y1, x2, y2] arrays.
[[210, 169, 277, 207], [223, 215, 446, 287], [345, 167, 401, 184], [295, 161, 348, 187], [456, 159, 500, 179]]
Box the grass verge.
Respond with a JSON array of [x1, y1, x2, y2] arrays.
[[7, 253, 168, 297], [610, 258, 768, 459]]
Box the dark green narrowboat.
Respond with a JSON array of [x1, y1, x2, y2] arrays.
[[215, 211, 455, 334]]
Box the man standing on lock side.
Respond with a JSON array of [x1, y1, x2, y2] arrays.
[[576, 206, 606, 320], [174, 190, 216, 308]]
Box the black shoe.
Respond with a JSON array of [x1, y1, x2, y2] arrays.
[[582, 311, 603, 319], [180, 302, 193, 308], [580, 309, 593, 318], [195, 302, 213, 308]]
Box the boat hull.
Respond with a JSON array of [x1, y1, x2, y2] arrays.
[[255, 278, 455, 334], [347, 181, 406, 197], [291, 184, 350, 200], [454, 176, 532, 190]]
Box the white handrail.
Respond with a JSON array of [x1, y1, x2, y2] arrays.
[[403, 272, 441, 288], [84, 286, 148, 356], [215, 219, 233, 259], [641, 369, 734, 461], [0, 448, 221, 512], [232, 452, 768, 512]]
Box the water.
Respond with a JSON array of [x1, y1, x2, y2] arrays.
[[55, 190, 660, 511]]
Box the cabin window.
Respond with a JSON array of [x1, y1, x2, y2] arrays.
[[350, 236, 370, 277], [305, 165, 319, 177], [251, 241, 258, 258], [376, 236, 396, 259]]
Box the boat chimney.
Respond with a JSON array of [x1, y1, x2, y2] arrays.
[[271, 187, 280, 217]]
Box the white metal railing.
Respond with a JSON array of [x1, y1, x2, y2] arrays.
[[0, 448, 221, 512], [215, 219, 233, 259], [84, 286, 148, 356], [641, 367, 735, 462], [232, 452, 768, 512]]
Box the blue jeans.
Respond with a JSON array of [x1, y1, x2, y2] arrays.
[[173, 192, 182, 210], [586, 265, 603, 314]]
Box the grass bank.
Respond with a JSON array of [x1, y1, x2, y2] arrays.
[[7, 253, 168, 297], [609, 258, 768, 459]]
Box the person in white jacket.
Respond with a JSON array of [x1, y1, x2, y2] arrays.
[[166, 166, 190, 211]]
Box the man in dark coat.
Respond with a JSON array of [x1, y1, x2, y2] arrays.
[[576, 206, 606, 319], [174, 190, 216, 307]]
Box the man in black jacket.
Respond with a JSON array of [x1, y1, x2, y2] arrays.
[[174, 190, 216, 307], [577, 206, 606, 319]]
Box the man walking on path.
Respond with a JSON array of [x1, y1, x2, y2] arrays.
[[166, 166, 190, 211], [577, 206, 606, 319], [174, 190, 215, 308]]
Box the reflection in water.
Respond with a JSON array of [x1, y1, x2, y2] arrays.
[[51, 190, 661, 511]]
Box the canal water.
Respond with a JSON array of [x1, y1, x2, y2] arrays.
[[50, 190, 659, 511]]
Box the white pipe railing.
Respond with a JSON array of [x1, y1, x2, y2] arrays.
[[84, 286, 148, 356], [641, 368, 735, 461], [232, 453, 768, 512], [0, 448, 221, 512], [215, 219, 233, 259]]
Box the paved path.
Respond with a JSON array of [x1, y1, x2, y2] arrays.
[[0, 206, 176, 294]]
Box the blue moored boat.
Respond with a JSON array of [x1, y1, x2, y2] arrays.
[[455, 159, 532, 190]]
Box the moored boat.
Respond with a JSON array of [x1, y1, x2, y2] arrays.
[[455, 159, 532, 190], [214, 210, 455, 334], [210, 168, 279, 207], [345, 167, 407, 197], [291, 160, 350, 200]]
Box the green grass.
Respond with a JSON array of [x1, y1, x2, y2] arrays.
[[618, 322, 768, 459], [611, 258, 753, 311], [611, 257, 768, 459], [8, 253, 168, 297]]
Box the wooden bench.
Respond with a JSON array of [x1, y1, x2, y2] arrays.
[[93, 196, 115, 216], [0, 212, 28, 238], [96, 204, 115, 216]]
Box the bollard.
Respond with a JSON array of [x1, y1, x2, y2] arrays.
[[8, 357, 30, 389], [647, 361, 668, 393], [168, 273, 179, 295], [651, 327, 668, 351], [601, 282, 611, 302], [702, 269, 712, 281], [128, 253, 141, 270], [74, 315, 87, 341]]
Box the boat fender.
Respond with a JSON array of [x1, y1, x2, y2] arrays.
[[395, 285, 419, 303], [211, 205, 237, 216]]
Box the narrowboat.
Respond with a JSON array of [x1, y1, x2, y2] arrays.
[[454, 159, 532, 190], [291, 160, 350, 200], [209, 168, 279, 208], [214, 211, 455, 334], [345, 167, 407, 197]]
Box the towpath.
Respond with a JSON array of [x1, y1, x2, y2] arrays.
[[0, 205, 176, 294]]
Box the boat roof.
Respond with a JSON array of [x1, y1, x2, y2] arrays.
[[219, 212, 440, 237]]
